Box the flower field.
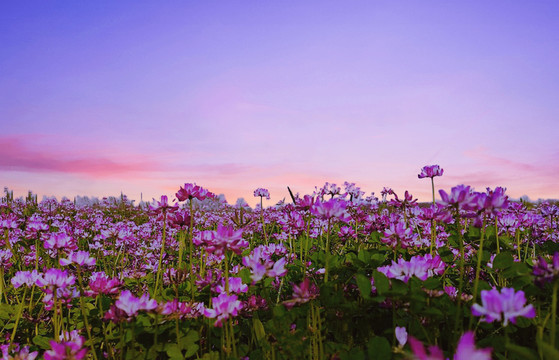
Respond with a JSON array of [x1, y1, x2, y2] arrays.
[[1, 167, 558, 359]]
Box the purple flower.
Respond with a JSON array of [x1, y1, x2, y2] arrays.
[[418, 165, 444, 179], [11, 270, 41, 289], [311, 198, 351, 222], [409, 331, 491, 360], [215, 277, 248, 294], [471, 288, 536, 326], [204, 293, 243, 327], [253, 188, 271, 200], [438, 185, 476, 211], [381, 220, 417, 249], [176, 183, 214, 202], [242, 246, 288, 283], [533, 252, 559, 287], [87, 272, 121, 296], [205, 224, 248, 256], [36, 268, 75, 290], [150, 195, 179, 214], [45, 335, 87, 360], [283, 278, 319, 309], [44, 232, 77, 251], [1, 344, 38, 360], [377, 254, 445, 283], [59, 251, 96, 268], [454, 331, 492, 360], [115, 290, 158, 318], [395, 326, 408, 347]]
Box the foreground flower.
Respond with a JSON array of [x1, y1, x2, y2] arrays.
[[45, 334, 87, 360], [11, 270, 41, 288], [1, 344, 38, 360], [533, 252, 559, 287], [311, 198, 351, 222], [254, 188, 271, 200], [438, 185, 476, 211], [59, 251, 96, 268], [471, 288, 536, 326], [115, 290, 158, 318], [204, 293, 243, 327], [283, 278, 319, 308], [395, 326, 408, 347], [205, 224, 248, 256], [409, 331, 491, 360], [176, 183, 214, 202], [377, 255, 445, 283], [418, 165, 444, 179]]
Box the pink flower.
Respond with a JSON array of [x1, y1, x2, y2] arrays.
[[311, 198, 351, 222], [44, 232, 77, 251], [454, 331, 492, 360], [1, 344, 38, 360], [115, 290, 158, 318], [204, 293, 243, 327], [242, 246, 288, 283], [438, 185, 477, 211], [471, 288, 536, 326], [377, 255, 445, 283], [36, 268, 75, 290], [59, 251, 96, 268], [381, 220, 417, 249], [176, 183, 214, 202], [11, 270, 41, 288], [205, 224, 248, 256], [150, 195, 179, 214], [87, 272, 121, 296], [395, 326, 407, 347], [215, 277, 248, 294], [418, 165, 444, 179], [254, 188, 271, 200], [283, 278, 319, 308], [45, 336, 87, 360], [409, 331, 491, 360]]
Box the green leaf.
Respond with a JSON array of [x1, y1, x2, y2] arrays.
[[356, 273, 372, 299], [423, 277, 440, 290], [367, 336, 391, 360], [33, 335, 52, 350], [373, 270, 389, 295], [253, 318, 266, 342], [493, 252, 514, 270], [165, 344, 183, 360], [505, 343, 538, 360], [538, 338, 559, 360]]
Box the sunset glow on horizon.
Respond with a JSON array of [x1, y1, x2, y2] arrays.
[[1, 2, 558, 206]]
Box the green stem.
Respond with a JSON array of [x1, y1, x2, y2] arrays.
[[10, 287, 27, 345], [155, 213, 167, 296], [324, 219, 331, 283], [495, 218, 500, 254], [77, 267, 98, 360], [431, 177, 436, 205], [552, 281, 558, 347], [189, 200, 195, 300]]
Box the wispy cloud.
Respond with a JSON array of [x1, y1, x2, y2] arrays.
[[0, 136, 163, 178]]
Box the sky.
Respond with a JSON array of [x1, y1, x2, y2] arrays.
[[1, 1, 558, 206]]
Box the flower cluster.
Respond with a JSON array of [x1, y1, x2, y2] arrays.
[[242, 245, 288, 283], [253, 188, 271, 200], [418, 165, 444, 179], [176, 183, 214, 202], [204, 293, 243, 327], [471, 288, 536, 326], [377, 254, 445, 283]]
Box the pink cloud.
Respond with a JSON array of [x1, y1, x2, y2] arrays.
[[0, 136, 163, 178]]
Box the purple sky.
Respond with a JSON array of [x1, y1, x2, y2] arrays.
[[2, 1, 558, 205]]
